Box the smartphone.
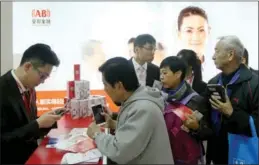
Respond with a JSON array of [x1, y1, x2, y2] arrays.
[[193, 110, 203, 121], [207, 84, 226, 102], [92, 104, 106, 125], [55, 108, 68, 116], [55, 100, 71, 116]]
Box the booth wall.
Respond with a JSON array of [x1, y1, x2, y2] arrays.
[[1, 2, 13, 75]]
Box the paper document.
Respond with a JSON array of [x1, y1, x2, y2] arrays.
[[55, 128, 96, 153], [61, 149, 102, 164]]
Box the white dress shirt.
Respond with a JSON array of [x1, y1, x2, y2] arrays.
[[11, 69, 28, 94], [132, 58, 147, 86]]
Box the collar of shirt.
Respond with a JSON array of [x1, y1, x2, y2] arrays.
[[132, 58, 147, 71], [11, 69, 28, 94]]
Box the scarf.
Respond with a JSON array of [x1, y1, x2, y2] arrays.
[[162, 81, 189, 103]]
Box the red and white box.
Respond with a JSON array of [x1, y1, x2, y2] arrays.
[[86, 95, 106, 117], [84, 98, 93, 116], [67, 81, 75, 99], [70, 99, 80, 119], [74, 80, 90, 100], [95, 95, 106, 106], [64, 97, 68, 105], [79, 99, 89, 118], [64, 97, 71, 112], [88, 95, 98, 106], [89, 95, 106, 106], [87, 106, 93, 117], [74, 64, 80, 81]]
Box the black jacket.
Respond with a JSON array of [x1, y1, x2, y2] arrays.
[[250, 67, 259, 75], [204, 64, 259, 164], [192, 79, 207, 95], [165, 82, 213, 157], [0, 70, 55, 164], [129, 59, 160, 87], [178, 83, 213, 141]]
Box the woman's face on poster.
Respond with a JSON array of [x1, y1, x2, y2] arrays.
[[178, 15, 210, 56]]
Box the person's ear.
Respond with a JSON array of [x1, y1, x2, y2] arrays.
[[241, 56, 247, 66], [115, 81, 123, 90], [175, 70, 182, 79], [177, 29, 182, 40], [23, 62, 33, 72], [228, 50, 235, 62], [134, 46, 139, 54]]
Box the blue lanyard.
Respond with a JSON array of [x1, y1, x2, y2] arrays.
[[211, 70, 240, 134], [218, 70, 240, 95]]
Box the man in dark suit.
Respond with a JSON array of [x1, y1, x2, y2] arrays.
[[242, 48, 258, 75], [129, 34, 160, 87], [0, 44, 63, 164]]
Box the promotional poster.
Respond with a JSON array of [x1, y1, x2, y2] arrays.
[[13, 2, 258, 114]]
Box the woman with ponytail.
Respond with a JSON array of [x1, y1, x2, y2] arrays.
[[177, 49, 207, 95]]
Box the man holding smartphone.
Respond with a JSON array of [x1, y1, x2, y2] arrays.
[[0, 44, 62, 164], [204, 36, 258, 164], [87, 57, 173, 164]]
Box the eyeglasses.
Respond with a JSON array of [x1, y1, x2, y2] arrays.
[[33, 67, 49, 80], [141, 46, 157, 52]]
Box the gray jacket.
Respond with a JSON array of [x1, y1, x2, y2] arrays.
[[95, 86, 174, 164]]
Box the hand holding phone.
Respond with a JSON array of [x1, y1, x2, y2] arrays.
[[207, 84, 227, 102], [193, 110, 203, 121], [208, 85, 234, 117], [92, 104, 106, 125], [54, 99, 71, 116], [184, 113, 200, 130], [54, 108, 68, 116]]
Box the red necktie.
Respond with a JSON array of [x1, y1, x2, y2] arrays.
[[23, 91, 31, 117]]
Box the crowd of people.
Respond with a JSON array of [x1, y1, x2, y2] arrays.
[[86, 33, 258, 164], [1, 6, 258, 165]]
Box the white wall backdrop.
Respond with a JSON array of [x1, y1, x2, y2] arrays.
[[1, 2, 13, 76], [13, 2, 258, 90]]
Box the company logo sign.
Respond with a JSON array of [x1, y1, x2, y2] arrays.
[[32, 9, 51, 26]]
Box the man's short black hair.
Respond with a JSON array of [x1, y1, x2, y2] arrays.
[[128, 37, 136, 44], [98, 57, 139, 92], [160, 56, 187, 81], [134, 34, 156, 48], [20, 43, 60, 67], [243, 48, 249, 65]]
